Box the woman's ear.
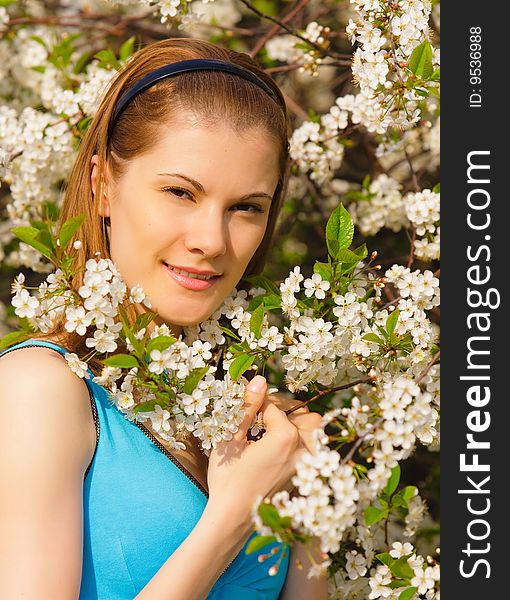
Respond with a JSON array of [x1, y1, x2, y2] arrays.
[[90, 154, 110, 218]]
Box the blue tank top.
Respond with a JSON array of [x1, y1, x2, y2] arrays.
[[0, 339, 290, 599]]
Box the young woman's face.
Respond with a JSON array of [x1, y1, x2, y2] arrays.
[[92, 116, 280, 335]]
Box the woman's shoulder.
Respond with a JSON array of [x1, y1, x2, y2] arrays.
[[0, 338, 97, 475], [0, 338, 80, 383]]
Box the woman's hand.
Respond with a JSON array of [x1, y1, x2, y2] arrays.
[[207, 376, 307, 518], [266, 392, 323, 456], [207, 378, 324, 517]]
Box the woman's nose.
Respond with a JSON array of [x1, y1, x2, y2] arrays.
[[183, 210, 228, 258]]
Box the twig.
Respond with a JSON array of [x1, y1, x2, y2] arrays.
[[342, 417, 384, 464], [282, 91, 310, 121], [407, 225, 416, 268], [284, 379, 370, 415], [416, 350, 440, 383], [250, 0, 311, 58], [239, 0, 346, 61], [404, 147, 420, 192]]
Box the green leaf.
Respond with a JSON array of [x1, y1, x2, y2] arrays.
[[119, 36, 136, 61], [307, 107, 321, 123], [146, 335, 177, 355], [103, 354, 139, 369], [280, 516, 292, 528], [365, 506, 385, 526], [218, 325, 241, 341], [429, 68, 440, 81], [392, 486, 418, 508], [245, 535, 277, 555], [384, 464, 401, 497], [59, 214, 86, 250], [183, 366, 210, 395], [390, 557, 414, 580], [31, 66, 46, 73], [76, 116, 92, 133], [119, 308, 143, 356], [248, 294, 281, 312], [377, 325, 389, 340], [399, 587, 418, 600], [73, 51, 91, 75], [31, 220, 50, 232], [0, 331, 31, 352], [41, 202, 60, 222], [432, 183, 440, 193], [402, 486, 417, 502], [245, 274, 280, 296], [389, 579, 411, 589], [253, 0, 278, 15], [344, 190, 370, 202], [258, 503, 281, 530], [250, 303, 265, 338], [30, 35, 48, 49], [353, 243, 368, 259], [228, 343, 245, 354], [132, 400, 159, 413], [363, 333, 385, 344], [386, 308, 400, 337], [229, 353, 255, 381], [408, 40, 433, 79], [313, 261, 331, 282], [294, 41, 313, 52], [35, 228, 55, 253], [262, 294, 281, 310], [11, 226, 54, 260], [335, 247, 363, 267], [134, 311, 156, 332], [94, 48, 120, 70], [326, 204, 354, 258], [376, 552, 394, 567], [247, 295, 265, 312]]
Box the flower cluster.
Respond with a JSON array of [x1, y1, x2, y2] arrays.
[[347, 0, 439, 131], [265, 21, 331, 78], [348, 180, 440, 262], [405, 189, 440, 261], [289, 103, 348, 186], [368, 541, 440, 599]]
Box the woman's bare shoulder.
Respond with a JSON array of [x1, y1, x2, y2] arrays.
[[0, 342, 97, 475]]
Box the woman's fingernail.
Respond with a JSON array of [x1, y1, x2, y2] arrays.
[[248, 375, 266, 392]]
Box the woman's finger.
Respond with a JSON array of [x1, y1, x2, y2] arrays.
[[287, 412, 323, 454], [233, 375, 267, 441]]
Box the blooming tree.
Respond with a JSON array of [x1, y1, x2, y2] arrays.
[[0, 1, 440, 598]]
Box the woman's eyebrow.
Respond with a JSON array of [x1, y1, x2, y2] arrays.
[[156, 172, 273, 201]]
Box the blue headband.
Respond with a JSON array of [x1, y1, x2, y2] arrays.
[[108, 58, 286, 141]]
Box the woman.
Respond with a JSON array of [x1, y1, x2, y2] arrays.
[[0, 39, 328, 599]]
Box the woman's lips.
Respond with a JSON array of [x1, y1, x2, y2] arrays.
[[163, 263, 221, 291]]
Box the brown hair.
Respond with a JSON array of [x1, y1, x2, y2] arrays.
[[36, 38, 291, 364]]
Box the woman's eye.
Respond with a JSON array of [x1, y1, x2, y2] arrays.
[[164, 187, 192, 200], [232, 203, 264, 214]]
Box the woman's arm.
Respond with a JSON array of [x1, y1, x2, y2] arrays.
[[0, 347, 97, 599], [135, 499, 255, 600]]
